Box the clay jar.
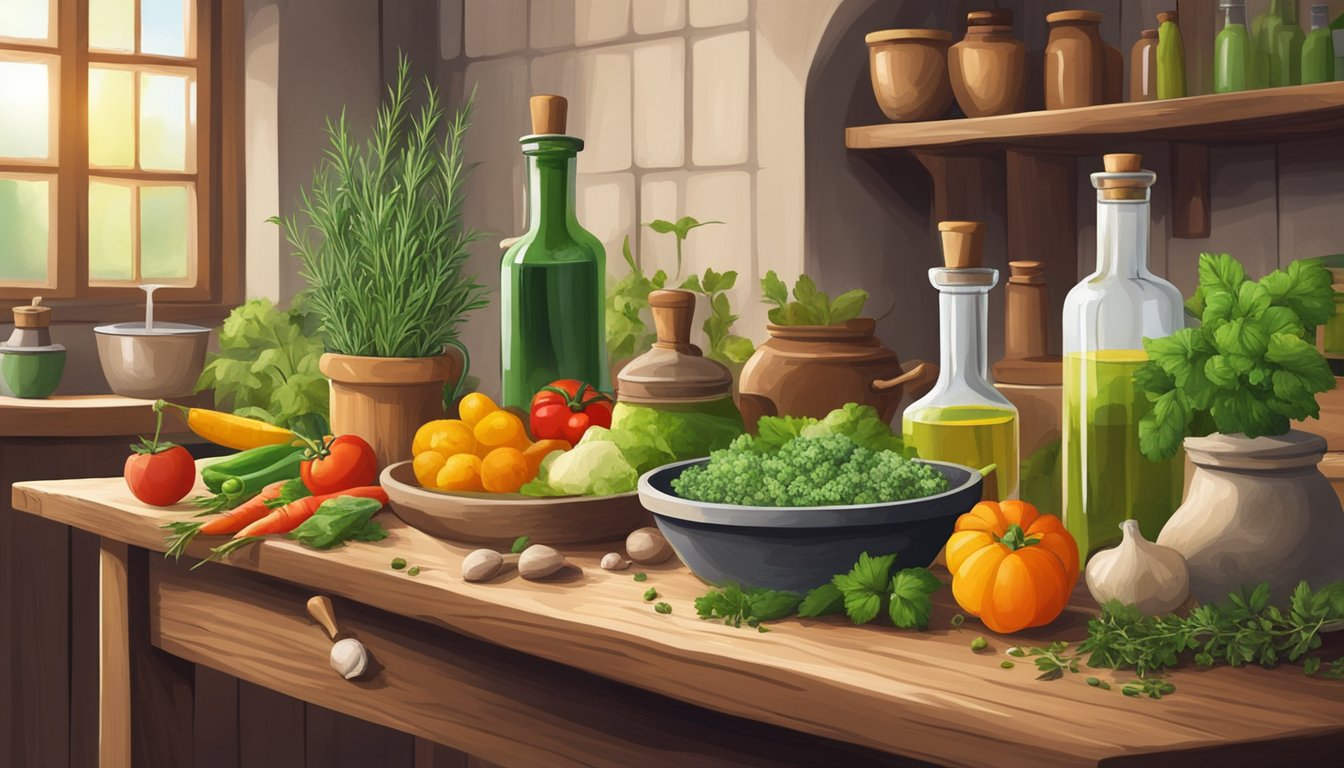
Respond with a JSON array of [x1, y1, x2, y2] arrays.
[[1130, 29, 1159, 101], [1157, 431, 1344, 604], [736, 318, 937, 431], [865, 29, 954, 122], [949, 10, 1026, 117], [1045, 10, 1105, 109]]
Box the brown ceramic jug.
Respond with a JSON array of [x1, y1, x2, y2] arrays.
[[1044, 10, 1105, 109], [949, 9, 1027, 117], [736, 319, 937, 431]]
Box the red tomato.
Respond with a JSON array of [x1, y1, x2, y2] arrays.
[[528, 380, 612, 443], [302, 434, 379, 495], [124, 444, 196, 507]]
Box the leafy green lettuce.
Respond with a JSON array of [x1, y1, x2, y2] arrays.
[[752, 403, 910, 456], [1137, 254, 1337, 460]]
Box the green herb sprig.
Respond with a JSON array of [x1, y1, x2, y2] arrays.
[[695, 583, 801, 632], [798, 552, 944, 630], [1080, 580, 1344, 677], [1136, 253, 1337, 461], [679, 267, 755, 365], [761, 271, 868, 327]]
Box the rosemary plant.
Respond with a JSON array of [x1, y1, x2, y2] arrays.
[[271, 55, 487, 359]]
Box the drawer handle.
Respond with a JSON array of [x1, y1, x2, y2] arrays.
[[306, 595, 369, 680]]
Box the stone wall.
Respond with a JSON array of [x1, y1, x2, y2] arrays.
[[441, 0, 845, 395]]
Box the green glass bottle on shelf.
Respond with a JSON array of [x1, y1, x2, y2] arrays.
[[1155, 10, 1187, 99], [1216, 0, 1252, 92], [1272, 0, 1305, 86], [1061, 154, 1186, 563], [1302, 3, 1335, 83], [1251, 0, 1282, 88], [1333, 9, 1344, 80], [500, 95, 609, 410]]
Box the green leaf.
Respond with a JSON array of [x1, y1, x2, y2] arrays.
[[888, 567, 943, 630], [647, 219, 678, 234], [833, 552, 897, 596], [288, 497, 385, 550], [761, 271, 789, 308], [1139, 390, 1191, 461], [1261, 259, 1336, 328], [798, 583, 845, 617], [828, 289, 868, 324], [747, 590, 803, 621], [701, 268, 723, 293], [1204, 356, 1239, 390], [1214, 317, 1270, 359], [1265, 333, 1336, 399], [719, 335, 756, 364], [679, 274, 703, 293], [784, 302, 822, 326], [754, 414, 818, 451], [1198, 253, 1247, 301], [767, 306, 787, 325], [842, 591, 882, 625]]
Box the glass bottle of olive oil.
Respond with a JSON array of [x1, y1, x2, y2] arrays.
[[903, 222, 1019, 501], [500, 95, 609, 410], [1062, 154, 1185, 563]]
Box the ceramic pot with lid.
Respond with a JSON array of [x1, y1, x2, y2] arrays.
[[737, 318, 937, 432], [612, 290, 744, 463], [1045, 10, 1106, 109], [0, 297, 66, 398], [949, 9, 1027, 117], [865, 29, 954, 122]]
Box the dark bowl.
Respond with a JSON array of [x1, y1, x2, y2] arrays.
[[637, 458, 983, 594]]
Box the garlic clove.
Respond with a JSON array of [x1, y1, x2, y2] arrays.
[[330, 637, 369, 680], [1085, 519, 1190, 616], [600, 552, 631, 570], [626, 526, 673, 564], [518, 544, 567, 580], [462, 549, 504, 582]]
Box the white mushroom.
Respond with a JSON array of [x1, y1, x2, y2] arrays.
[[330, 637, 368, 680], [626, 526, 673, 564]]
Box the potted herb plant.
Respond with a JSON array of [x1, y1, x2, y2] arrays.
[[272, 57, 486, 467], [735, 272, 935, 429], [1137, 253, 1344, 603]]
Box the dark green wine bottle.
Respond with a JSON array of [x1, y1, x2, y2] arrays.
[[500, 95, 609, 410]]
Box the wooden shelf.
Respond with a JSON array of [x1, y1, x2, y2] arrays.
[[846, 82, 1344, 153], [0, 394, 197, 438]]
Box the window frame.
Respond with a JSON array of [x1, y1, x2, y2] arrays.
[[0, 0, 241, 315]]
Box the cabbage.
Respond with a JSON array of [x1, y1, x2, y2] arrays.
[[520, 440, 637, 497]]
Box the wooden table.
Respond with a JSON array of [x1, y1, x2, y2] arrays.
[[12, 470, 1344, 768]]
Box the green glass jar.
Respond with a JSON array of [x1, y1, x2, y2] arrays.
[[1216, 0, 1252, 93], [1302, 3, 1335, 84], [500, 97, 609, 410], [1156, 11, 1187, 99]]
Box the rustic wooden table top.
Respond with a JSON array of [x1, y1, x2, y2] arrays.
[[12, 470, 1344, 768]]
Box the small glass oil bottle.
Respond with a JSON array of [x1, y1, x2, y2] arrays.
[[903, 221, 1020, 501]]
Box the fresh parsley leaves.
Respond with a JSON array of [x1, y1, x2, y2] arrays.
[[694, 583, 801, 632], [1137, 253, 1337, 460]]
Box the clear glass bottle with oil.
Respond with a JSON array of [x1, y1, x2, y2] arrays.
[[903, 221, 1020, 501], [1062, 154, 1185, 563]]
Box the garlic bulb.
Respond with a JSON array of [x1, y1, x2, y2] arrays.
[[1085, 519, 1190, 615], [330, 637, 369, 680]]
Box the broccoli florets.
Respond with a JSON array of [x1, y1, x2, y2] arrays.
[[670, 432, 949, 507]]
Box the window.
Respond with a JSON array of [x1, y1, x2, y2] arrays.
[[0, 0, 237, 304]]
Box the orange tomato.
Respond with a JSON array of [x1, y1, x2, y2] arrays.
[[944, 500, 1079, 634], [480, 447, 530, 493], [437, 454, 484, 492], [458, 392, 499, 428], [412, 451, 447, 489], [473, 410, 529, 455]]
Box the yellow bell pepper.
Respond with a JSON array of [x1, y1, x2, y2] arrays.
[[157, 400, 296, 451]]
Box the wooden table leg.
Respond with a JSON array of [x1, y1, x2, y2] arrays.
[[100, 538, 131, 768]]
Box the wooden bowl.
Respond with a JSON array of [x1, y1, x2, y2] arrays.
[[865, 29, 954, 122], [380, 461, 652, 546]]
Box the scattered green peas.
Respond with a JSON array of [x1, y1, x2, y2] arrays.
[[970, 636, 988, 652]]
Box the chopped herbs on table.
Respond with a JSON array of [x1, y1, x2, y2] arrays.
[[406, 566, 421, 577], [390, 558, 407, 570], [970, 636, 988, 652], [633, 572, 648, 582], [654, 602, 672, 614], [950, 613, 965, 628], [643, 587, 658, 602], [798, 552, 943, 630], [510, 535, 531, 554], [1122, 678, 1176, 699], [1000, 661, 1015, 669], [695, 583, 801, 632], [287, 497, 387, 550]]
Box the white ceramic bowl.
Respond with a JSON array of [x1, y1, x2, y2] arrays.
[[94, 322, 210, 399]]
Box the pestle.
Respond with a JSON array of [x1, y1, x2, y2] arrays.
[[139, 284, 164, 331]]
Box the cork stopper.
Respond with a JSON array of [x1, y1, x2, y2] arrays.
[[12, 296, 51, 329], [1157, 10, 1178, 24], [966, 9, 1012, 26], [1046, 10, 1102, 24], [1098, 153, 1151, 200], [938, 221, 985, 269], [1008, 261, 1045, 284], [529, 94, 567, 135]]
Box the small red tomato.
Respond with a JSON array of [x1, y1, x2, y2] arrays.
[[302, 434, 379, 496], [528, 380, 613, 443], [124, 441, 196, 507]]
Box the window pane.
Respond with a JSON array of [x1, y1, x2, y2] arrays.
[[0, 57, 55, 160], [139, 71, 189, 171], [0, 175, 52, 285], [139, 184, 191, 281], [89, 68, 135, 168], [89, 180, 134, 282], [141, 0, 188, 57], [0, 0, 53, 45], [89, 0, 135, 53]]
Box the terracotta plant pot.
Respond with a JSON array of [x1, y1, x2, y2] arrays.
[[736, 318, 937, 431], [865, 29, 954, 122], [319, 351, 462, 468], [949, 10, 1027, 117], [1157, 431, 1344, 604]]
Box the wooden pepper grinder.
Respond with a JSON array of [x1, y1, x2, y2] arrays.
[[992, 261, 1062, 386]]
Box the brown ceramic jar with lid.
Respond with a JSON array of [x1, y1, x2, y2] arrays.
[[1045, 10, 1105, 109], [949, 9, 1027, 117], [992, 261, 1062, 386]]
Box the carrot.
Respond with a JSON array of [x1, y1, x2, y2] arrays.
[[194, 486, 388, 569], [162, 480, 291, 561]]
